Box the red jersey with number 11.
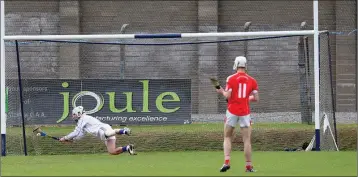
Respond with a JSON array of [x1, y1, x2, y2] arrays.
[[225, 72, 258, 116]]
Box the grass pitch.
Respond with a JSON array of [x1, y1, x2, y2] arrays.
[[2, 123, 357, 176], [1, 151, 356, 176], [5, 123, 356, 155]]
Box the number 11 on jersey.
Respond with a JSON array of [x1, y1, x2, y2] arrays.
[[238, 83, 247, 98]]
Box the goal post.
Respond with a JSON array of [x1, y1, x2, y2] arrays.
[[1, 1, 327, 155], [313, 0, 320, 151], [1, 0, 6, 156], [1, 87, 7, 156]]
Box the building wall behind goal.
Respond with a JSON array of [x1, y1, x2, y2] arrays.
[[3, 1, 357, 123]]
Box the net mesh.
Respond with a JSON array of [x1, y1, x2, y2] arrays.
[[319, 33, 338, 151], [2, 0, 356, 155], [4, 34, 334, 155]]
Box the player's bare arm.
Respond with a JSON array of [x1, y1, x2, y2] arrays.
[[249, 91, 259, 102], [210, 78, 232, 99], [216, 87, 232, 99]]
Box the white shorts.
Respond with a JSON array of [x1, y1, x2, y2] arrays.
[[224, 110, 252, 128], [98, 124, 116, 142]]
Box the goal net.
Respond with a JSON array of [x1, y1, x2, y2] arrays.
[[3, 32, 338, 155], [306, 33, 339, 151]]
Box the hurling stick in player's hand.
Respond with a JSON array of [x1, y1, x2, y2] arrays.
[[210, 78, 221, 89], [210, 78, 228, 103]]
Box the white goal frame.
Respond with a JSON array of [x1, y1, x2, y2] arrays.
[[0, 1, 322, 155]]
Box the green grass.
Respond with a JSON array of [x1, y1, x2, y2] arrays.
[[4, 123, 357, 155], [2, 123, 357, 175], [7, 122, 357, 135], [1, 151, 356, 176]]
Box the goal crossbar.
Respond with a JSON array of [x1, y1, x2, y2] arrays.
[[3, 30, 316, 41]]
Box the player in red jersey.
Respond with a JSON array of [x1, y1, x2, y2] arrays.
[[215, 56, 259, 173]]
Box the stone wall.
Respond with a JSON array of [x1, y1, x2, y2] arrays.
[[3, 0, 356, 115]]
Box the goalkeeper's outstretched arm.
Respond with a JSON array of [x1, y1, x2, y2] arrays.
[[60, 119, 86, 142], [63, 131, 86, 141]]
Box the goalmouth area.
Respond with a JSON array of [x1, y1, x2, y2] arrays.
[[1, 0, 357, 176]]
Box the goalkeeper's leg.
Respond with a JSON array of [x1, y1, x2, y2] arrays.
[[105, 138, 135, 155], [99, 126, 135, 155], [104, 127, 131, 137]]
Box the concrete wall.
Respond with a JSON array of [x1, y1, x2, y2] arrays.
[[3, 0, 357, 115]]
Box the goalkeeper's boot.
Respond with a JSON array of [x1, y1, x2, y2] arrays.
[[245, 165, 256, 172], [219, 164, 230, 172], [127, 144, 137, 155]]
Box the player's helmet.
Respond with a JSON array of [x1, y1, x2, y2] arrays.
[[233, 56, 247, 70], [72, 106, 84, 119]]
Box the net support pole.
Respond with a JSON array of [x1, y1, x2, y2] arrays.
[[15, 41, 27, 156], [326, 32, 338, 147], [313, 0, 321, 151], [1, 0, 6, 156], [243, 21, 251, 58], [119, 24, 129, 79], [298, 21, 312, 124]]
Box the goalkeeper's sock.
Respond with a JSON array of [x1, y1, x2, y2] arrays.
[[121, 146, 128, 152], [118, 129, 127, 135]]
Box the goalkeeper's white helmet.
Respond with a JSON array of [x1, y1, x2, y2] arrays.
[[233, 56, 247, 70], [72, 106, 84, 119]]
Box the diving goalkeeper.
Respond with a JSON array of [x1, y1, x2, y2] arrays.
[[59, 106, 136, 155]]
